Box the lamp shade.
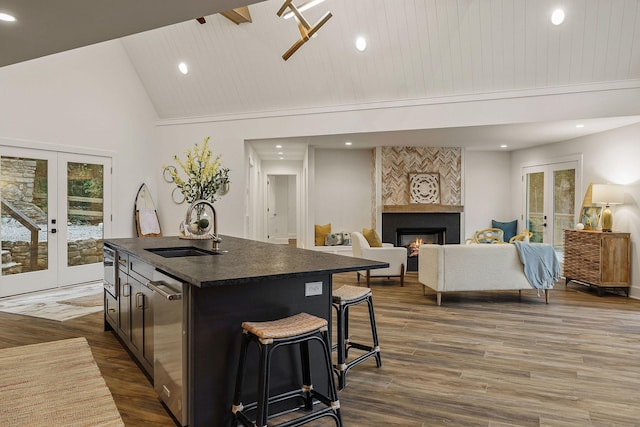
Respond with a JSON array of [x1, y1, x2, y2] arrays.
[[592, 184, 624, 205]]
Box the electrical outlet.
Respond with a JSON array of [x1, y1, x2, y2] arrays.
[[305, 281, 323, 296]]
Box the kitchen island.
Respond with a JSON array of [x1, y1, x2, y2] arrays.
[[104, 235, 387, 426]]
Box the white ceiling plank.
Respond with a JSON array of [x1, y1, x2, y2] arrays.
[[467, 0, 484, 93], [425, 0, 446, 96], [604, 1, 626, 81], [435, 0, 455, 94], [414, 0, 434, 96], [616, 0, 639, 79], [445, 0, 464, 94], [629, 1, 640, 76], [478, 0, 495, 91], [534, 0, 550, 88], [512, 0, 527, 88], [592, 0, 612, 82], [523, 0, 538, 88], [490, 0, 506, 90], [568, 0, 587, 84], [456, 0, 476, 95], [405, 0, 428, 98], [501, 0, 516, 90], [580, 0, 599, 82], [547, 4, 563, 87]]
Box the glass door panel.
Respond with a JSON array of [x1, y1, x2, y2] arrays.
[[526, 171, 545, 243], [553, 169, 576, 250], [58, 154, 111, 286], [0, 149, 57, 297]]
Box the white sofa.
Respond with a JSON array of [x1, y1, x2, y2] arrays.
[[351, 231, 406, 287], [418, 244, 550, 306]]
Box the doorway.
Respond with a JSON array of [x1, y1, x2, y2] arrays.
[[266, 174, 297, 245], [522, 159, 580, 252], [0, 146, 112, 297]]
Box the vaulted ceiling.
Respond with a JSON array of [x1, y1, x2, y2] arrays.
[[2, 0, 640, 153], [120, 0, 640, 120]]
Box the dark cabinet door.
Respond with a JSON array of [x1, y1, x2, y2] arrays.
[[130, 276, 143, 353], [118, 275, 131, 340], [141, 282, 154, 368]]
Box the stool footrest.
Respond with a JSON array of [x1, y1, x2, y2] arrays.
[[344, 348, 382, 372], [348, 342, 377, 353], [237, 390, 340, 427]]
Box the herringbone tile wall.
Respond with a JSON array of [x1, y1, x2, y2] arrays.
[[381, 147, 462, 206]]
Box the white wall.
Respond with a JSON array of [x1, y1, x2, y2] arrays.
[[154, 86, 640, 240], [464, 150, 513, 240], [314, 149, 373, 238], [511, 122, 640, 297], [0, 40, 158, 238]]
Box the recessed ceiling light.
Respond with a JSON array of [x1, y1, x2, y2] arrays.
[[0, 13, 16, 22], [178, 62, 189, 75], [278, 152, 284, 155], [551, 9, 565, 25], [500, 144, 508, 148], [345, 142, 352, 146], [576, 124, 585, 128], [279, 157, 285, 160], [355, 37, 367, 52], [276, 145, 283, 149]]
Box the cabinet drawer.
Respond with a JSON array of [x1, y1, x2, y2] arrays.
[[130, 255, 154, 282]]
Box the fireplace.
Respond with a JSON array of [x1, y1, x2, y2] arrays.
[[398, 228, 445, 254], [383, 213, 460, 272]]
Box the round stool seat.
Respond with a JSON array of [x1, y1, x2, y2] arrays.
[[242, 312, 328, 343], [332, 285, 371, 304]]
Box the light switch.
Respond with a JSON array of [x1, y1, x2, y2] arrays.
[[305, 281, 323, 296]]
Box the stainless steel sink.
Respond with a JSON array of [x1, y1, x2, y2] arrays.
[[145, 246, 221, 258]]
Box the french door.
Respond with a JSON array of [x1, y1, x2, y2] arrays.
[[0, 146, 111, 297], [523, 160, 579, 252]]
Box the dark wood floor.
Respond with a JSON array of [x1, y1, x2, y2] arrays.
[[1, 273, 640, 426]]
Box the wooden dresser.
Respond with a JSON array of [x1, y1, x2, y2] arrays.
[[563, 229, 631, 296]]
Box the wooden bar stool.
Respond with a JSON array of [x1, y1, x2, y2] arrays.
[[332, 285, 382, 390], [231, 312, 342, 427]]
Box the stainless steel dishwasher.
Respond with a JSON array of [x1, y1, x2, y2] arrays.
[[147, 271, 188, 426]]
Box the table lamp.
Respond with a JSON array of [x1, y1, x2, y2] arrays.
[[591, 184, 624, 232]]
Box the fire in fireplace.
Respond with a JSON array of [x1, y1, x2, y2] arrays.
[[396, 228, 446, 270]]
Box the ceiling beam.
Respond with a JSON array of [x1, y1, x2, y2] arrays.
[[220, 6, 252, 25]]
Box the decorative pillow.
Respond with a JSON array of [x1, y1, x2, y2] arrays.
[[325, 232, 343, 246], [315, 223, 331, 246], [342, 232, 352, 246], [492, 219, 517, 243], [362, 228, 382, 247]]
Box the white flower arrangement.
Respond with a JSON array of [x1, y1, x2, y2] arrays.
[[164, 136, 230, 204]]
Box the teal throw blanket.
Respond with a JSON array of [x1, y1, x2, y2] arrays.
[[513, 241, 561, 293]]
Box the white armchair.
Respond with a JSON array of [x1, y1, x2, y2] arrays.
[[351, 231, 406, 287]]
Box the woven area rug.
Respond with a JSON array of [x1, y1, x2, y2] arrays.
[[0, 281, 103, 321], [0, 337, 124, 426]]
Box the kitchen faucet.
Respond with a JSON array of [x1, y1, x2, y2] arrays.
[[185, 199, 221, 251]]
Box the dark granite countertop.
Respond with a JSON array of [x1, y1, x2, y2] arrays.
[[105, 235, 388, 287]]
